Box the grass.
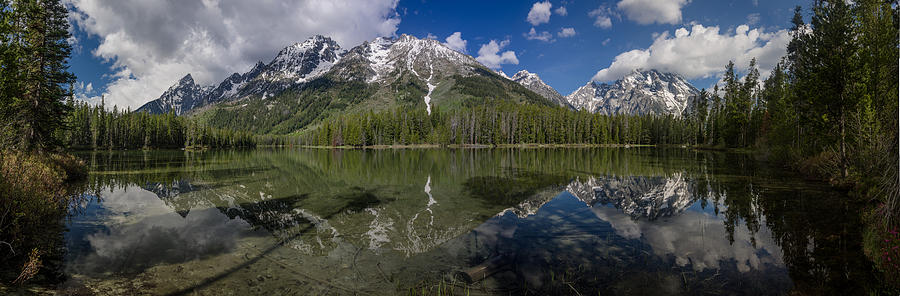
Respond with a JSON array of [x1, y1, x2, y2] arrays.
[[0, 150, 87, 286], [863, 206, 900, 292]]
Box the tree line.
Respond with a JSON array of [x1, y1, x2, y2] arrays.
[[687, 1, 898, 184], [64, 99, 261, 149], [682, 0, 898, 280], [299, 103, 698, 147], [300, 0, 899, 238]]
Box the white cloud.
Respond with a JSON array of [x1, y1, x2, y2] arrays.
[[443, 32, 467, 53], [72, 81, 97, 102], [592, 24, 791, 82], [590, 206, 783, 273], [746, 13, 760, 25], [476, 39, 519, 69], [65, 0, 401, 110], [616, 0, 689, 25], [602, 38, 611, 46], [525, 27, 554, 42], [558, 27, 576, 38], [526, 1, 552, 26], [425, 33, 437, 40], [588, 6, 614, 28], [554, 6, 568, 16], [66, 35, 82, 55]]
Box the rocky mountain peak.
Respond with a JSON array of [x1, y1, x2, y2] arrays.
[[566, 69, 699, 116], [510, 69, 570, 108], [138, 33, 558, 117], [267, 35, 342, 82], [178, 73, 195, 85], [136, 73, 210, 115], [511, 70, 538, 81]]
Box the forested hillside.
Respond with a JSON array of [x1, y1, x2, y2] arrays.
[[192, 68, 554, 135]]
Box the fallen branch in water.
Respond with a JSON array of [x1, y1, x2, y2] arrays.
[[0, 240, 14, 257]]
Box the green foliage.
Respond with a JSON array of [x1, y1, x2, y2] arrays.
[[66, 101, 258, 149], [200, 78, 378, 135], [298, 102, 696, 147], [701, 1, 898, 228], [750, 1, 899, 286], [451, 68, 552, 108], [0, 150, 85, 283], [0, 0, 75, 151]]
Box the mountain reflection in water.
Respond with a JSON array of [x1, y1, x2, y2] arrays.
[[52, 148, 879, 295]]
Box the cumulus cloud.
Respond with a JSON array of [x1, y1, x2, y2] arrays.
[[476, 40, 519, 69], [558, 27, 576, 38], [588, 6, 615, 28], [592, 24, 791, 82], [602, 38, 611, 46], [526, 1, 552, 26], [554, 6, 568, 16], [65, 0, 401, 110], [616, 0, 689, 25], [443, 31, 467, 53], [525, 27, 554, 42]]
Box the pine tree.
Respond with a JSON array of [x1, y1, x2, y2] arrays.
[[16, 0, 75, 150], [810, 0, 857, 177]]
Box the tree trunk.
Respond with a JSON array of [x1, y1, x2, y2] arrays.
[[841, 102, 848, 179]]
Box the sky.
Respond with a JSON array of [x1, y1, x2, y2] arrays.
[[64, 0, 806, 110]]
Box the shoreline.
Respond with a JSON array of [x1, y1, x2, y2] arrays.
[[287, 143, 664, 149]]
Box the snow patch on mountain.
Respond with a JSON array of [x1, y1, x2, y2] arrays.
[[566, 69, 699, 116], [138, 34, 543, 116], [566, 173, 696, 220], [511, 70, 570, 108], [136, 74, 212, 115]]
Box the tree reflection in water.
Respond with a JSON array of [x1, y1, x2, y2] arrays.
[[44, 148, 881, 295]]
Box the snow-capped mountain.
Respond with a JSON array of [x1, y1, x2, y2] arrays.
[[138, 35, 489, 115], [566, 69, 699, 116], [334, 35, 481, 83], [137, 34, 552, 120], [136, 74, 212, 115], [139, 35, 344, 114], [566, 173, 697, 220], [202, 61, 267, 107], [511, 70, 571, 108]]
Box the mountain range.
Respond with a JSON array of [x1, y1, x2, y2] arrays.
[[136, 34, 701, 133]]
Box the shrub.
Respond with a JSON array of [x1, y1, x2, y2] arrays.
[[0, 151, 85, 284]]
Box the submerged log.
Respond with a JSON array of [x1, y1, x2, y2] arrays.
[[456, 255, 512, 283]]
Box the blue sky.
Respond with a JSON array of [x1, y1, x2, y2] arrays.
[[66, 0, 806, 109]]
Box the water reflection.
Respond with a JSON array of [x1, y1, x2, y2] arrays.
[[53, 148, 879, 295], [65, 186, 259, 276], [568, 174, 696, 220]]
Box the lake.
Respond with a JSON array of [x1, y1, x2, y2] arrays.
[[57, 148, 877, 295]]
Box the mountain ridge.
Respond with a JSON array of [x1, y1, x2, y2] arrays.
[[510, 70, 572, 108], [136, 35, 703, 133], [566, 69, 700, 116]]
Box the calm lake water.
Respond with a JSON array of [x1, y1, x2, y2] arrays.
[[59, 148, 878, 295]]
